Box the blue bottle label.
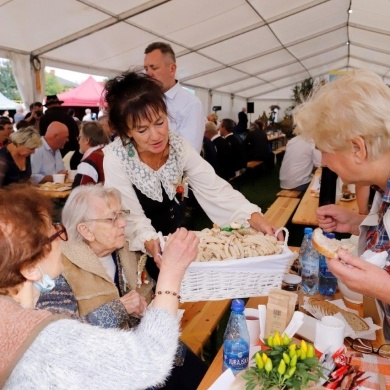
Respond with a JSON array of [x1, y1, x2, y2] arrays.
[[223, 349, 249, 373]]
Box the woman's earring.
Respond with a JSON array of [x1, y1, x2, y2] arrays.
[[128, 140, 135, 157]]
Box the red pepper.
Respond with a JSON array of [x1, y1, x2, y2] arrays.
[[331, 365, 349, 379]]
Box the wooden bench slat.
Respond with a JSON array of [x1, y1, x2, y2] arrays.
[[276, 189, 302, 198], [247, 160, 263, 169], [180, 299, 231, 355], [264, 196, 300, 227]]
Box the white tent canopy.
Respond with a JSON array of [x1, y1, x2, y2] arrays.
[[0, 91, 18, 110], [1, 0, 390, 117]]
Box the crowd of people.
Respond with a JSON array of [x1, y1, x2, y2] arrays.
[[1, 39, 390, 388]]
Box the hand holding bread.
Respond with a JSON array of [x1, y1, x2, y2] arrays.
[[312, 228, 355, 258]]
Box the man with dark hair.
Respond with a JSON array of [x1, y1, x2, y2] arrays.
[[204, 121, 234, 180], [144, 42, 205, 153], [219, 118, 247, 174], [24, 102, 43, 128], [0, 118, 13, 146]]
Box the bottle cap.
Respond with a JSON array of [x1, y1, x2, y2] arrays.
[[231, 299, 245, 312], [304, 227, 313, 234]]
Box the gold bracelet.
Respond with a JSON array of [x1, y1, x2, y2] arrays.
[[153, 290, 181, 300]]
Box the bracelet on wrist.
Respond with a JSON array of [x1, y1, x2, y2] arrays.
[[153, 290, 181, 300]]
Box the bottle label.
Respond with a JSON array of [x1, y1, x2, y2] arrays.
[[223, 350, 249, 372]]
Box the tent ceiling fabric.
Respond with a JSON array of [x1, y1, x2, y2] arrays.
[[1, 0, 390, 100]]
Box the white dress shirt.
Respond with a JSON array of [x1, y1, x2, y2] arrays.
[[165, 81, 205, 153], [31, 137, 65, 183], [279, 135, 321, 189]]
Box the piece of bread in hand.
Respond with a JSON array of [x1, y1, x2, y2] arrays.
[[312, 228, 355, 258]]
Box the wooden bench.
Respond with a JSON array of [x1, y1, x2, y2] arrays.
[[273, 146, 286, 165], [276, 189, 302, 198], [246, 160, 263, 169], [180, 299, 231, 356], [263, 196, 300, 227]]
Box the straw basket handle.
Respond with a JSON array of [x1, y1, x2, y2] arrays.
[[274, 227, 289, 248]]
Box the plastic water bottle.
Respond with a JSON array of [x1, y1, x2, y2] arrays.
[[319, 232, 338, 296], [223, 299, 250, 375], [301, 232, 319, 294], [298, 227, 313, 276]]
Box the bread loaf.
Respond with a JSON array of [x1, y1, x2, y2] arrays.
[[312, 228, 355, 258], [308, 298, 369, 332]]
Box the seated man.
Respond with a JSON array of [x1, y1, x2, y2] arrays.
[[279, 134, 321, 191], [219, 118, 247, 175], [204, 121, 234, 180], [31, 121, 68, 183], [244, 121, 274, 171]]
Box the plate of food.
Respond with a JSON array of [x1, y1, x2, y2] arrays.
[[340, 192, 356, 202], [37, 182, 72, 192]]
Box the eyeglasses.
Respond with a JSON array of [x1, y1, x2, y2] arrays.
[[347, 338, 390, 359], [48, 223, 68, 242], [83, 210, 130, 226]]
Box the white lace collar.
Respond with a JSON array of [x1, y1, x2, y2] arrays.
[[108, 131, 186, 202]]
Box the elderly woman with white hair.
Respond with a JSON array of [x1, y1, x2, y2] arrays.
[[37, 184, 153, 327], [0, 185, 198, 389], [293, 69, 390, 340], [0, 126, 41, 187], [37, 184, 207, 389]]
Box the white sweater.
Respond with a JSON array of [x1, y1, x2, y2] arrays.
[[5, 308, 179, 390]]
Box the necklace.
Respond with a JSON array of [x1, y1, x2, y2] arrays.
[[138, 145, 168, 170]]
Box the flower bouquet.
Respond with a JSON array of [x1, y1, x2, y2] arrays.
[[242, 331, 327, 390]]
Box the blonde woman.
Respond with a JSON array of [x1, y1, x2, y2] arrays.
[[0, 126, 41, 186]]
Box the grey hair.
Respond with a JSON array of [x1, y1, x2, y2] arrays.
[[62, 184, 122, 242], [10, 126, 42, 149], [294, 69, 390, 159]]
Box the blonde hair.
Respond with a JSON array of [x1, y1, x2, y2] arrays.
[[10, 126, 42, 149], [205, 121, 217, 134], [293, 69, 390, 160]]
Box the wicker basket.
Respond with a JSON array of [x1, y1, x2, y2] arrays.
[[179, 246, 296, 302]]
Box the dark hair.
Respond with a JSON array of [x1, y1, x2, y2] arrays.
[[221, 118, 235, 133], [104, 70, 167, 144], [80, 121, 109, 147], [254, 120, 264, 131], [0, 117, 12, 126], [33, 102, 43, 109], [67, 108, 75, 116], [16, 120, 30, 130], [0, 185, 53, 295], [144, 42, 176, 63]]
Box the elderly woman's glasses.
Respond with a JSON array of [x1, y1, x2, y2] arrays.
[[347, 338, 390, 359], [83, 210, 130, 226], [48, 223, 68, 242]]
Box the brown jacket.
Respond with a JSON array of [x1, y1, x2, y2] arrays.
[[61, 241, 154, 316]]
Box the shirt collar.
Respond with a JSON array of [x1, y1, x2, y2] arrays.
[[42, 137, 54, 152], [164, 80, 180, 100], [372, 175, 390, 202]]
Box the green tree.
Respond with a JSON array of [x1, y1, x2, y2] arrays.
[[0, 60, 21, 100], [45, 72, 65, 95]]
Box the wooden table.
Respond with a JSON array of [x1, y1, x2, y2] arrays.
[[37, 188, 72, 199], [180, 299, 231, 356], [197, 293, 384, 390], [267, 133, 286, 150], [292, 169, 358, 226]]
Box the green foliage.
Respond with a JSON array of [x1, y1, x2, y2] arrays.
[[45, 72, 67, 95], [0, 60, 21, 100], [243, 333, 327, 390]]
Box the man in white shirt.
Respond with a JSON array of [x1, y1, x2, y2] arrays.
[[279, 135, 321, 191], [31, 121, 68, 183], [144, 42, 205, 153]]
